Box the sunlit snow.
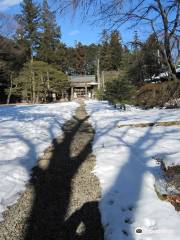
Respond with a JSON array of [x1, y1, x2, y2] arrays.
[[85, 100, 180, 240], [0, 102, 79, 221]]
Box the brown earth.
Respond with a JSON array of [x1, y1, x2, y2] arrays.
[[118, 121, 180, 128]]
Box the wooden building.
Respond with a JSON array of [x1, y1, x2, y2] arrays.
[[69, 75, 98, 99]]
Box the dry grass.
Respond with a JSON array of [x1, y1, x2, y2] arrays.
[[118, 121, 180, 128]]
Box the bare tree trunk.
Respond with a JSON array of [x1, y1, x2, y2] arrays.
[[156, 0, 177, 81], [32, 71, 36, 103], [30, 56, 36, 104], [36, 74, 42, 104], [6, 72, 13, 104], [61, 90, 64, 99], [47, 71, 50, 90], [97, 56, 101, 89]]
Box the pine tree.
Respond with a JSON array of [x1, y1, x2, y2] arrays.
[[142, 34, 162, 79], [54, 43, 68, 73], [100, 29, 111, 71], [37, 0, 61, 63], [17, 0, 40, 61], [127, 32, 144, 86], [105, 77, 135, 104], [0, 35, 26, 103], [84, 44, 99, 75], [110, 30, 123, 71], [13, 61, 69, 103], [131, 31, 142, 51], [67, 47, 76, 75], [75, 42, 86, 74]]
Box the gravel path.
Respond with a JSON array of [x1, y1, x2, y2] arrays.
[[0, 102, 104, 240]]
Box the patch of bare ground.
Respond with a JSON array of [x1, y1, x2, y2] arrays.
[[0, 102, 104, 240], [155, 161, 180, 211], [118, 121, 180, 128]]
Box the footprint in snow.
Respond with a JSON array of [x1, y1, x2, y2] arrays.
[[122, 229, 129, 236], [108, 200, 114, 205], [124, 218, 134, 224], [121, 205, 134, 212]]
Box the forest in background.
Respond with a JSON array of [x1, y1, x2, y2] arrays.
[[0, 0, 179, 107]]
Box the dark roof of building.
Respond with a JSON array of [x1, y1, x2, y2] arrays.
[[69, 75, 96, 83]]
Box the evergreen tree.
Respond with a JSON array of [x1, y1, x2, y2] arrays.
[[105, 77, 135, 104], [67, 47, 76, 75], [0, 35, 26, 103], [99, 29, 123, 71], [37, 0, 61, 63], [54, 43, 68, 73], [84, 44, 99, 75], [142, 34, 162, 79], [48, 66, 69, 98], [100, 29, 111, 71], [17, 0, 40, 61], [127, 32, 145, 86], [13, 61, 69, 103], [110, 30, 123, 70], [125, 33, 163, 86], [131, 31, 141, 51], [75, 42, 86, 74]]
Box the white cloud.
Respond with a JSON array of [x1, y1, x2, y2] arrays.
[[0, 0, 22, 10], [69, 30, 80, 36]]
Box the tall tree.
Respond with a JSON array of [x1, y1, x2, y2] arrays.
[[17, 0, 40, 61], [54, 43, 69, 73], [109, 30, 123, 70], [37, 0, 61, 63], [75, 42, 86, 74], [84, 44, 99, 74], [142, 34, 163, 79], [13, 61, 69, 103], [100, 29, 111, 71], [67, 47, 76, 74], [0, 35, 26, 103], [127, 32, 145, 86], [56, 0, 179, 80]]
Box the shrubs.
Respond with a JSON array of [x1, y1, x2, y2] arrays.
[[136, 81, 180, 108], [104, 77, 135, 104]]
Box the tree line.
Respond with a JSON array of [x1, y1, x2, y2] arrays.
[[0, 0, 179, 107], [0, 0, 123, 103]]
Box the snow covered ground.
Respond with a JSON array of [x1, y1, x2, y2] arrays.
[[116, 105, 180, 125], [0, 102, 79, 221], [85, 100, 180, 240]]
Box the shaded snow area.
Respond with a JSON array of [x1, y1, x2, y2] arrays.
[[0, 102, 79, 221], [85, 100, 180, 240], [116, 106, 180, 125]]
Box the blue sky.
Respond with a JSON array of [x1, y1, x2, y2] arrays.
[[0, 0, 150, 46]]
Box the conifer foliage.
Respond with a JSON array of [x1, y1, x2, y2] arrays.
[[100, 30, 123, 71], [8, 0, 69, 104], [13, 61, 69, 103], [17, 0, 40, 61], [37, 0, 61, 63]]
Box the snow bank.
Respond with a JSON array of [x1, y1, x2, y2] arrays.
[[85, 100, 180, 240], [0, 102, 79, 221]]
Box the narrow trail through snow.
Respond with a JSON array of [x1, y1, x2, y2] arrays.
[[0, 102, 104, 240]]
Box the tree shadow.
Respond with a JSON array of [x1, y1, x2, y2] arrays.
[[24, 106, 104, 240], [87, 102, 179, 240]]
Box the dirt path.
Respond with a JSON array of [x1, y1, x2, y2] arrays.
[[0, 102, 104, 240]]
